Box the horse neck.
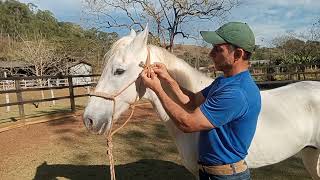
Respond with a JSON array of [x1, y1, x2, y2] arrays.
[[148, 45, 212, 92], [145, 45, 212, 122], [144, 45, 210, 121]]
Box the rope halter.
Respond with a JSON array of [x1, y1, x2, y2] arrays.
[[89, 47, 152, 180]]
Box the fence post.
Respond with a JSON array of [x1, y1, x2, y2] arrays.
[[48, 79, 55, 106], [15, 79, 25, 119], [23, 79, 27, 88], [68, 76, 76, 112], [5, 89, 10, 112], [86, 86, 90, 95], [3, 72, 10, 112]]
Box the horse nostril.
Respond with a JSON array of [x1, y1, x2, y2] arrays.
[[87, 118, 94, 127]]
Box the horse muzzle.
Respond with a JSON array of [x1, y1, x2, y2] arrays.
[[83, 110, 112, 135]]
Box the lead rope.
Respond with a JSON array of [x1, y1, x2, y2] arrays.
[[90, 47, 152, 180]]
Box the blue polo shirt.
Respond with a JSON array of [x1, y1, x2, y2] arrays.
[[199, 70, 261, 165]]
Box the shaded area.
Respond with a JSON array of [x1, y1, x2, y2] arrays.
[[251, 155, 311, 180], [0, 104, 73, 123], [33, 159, 194, 180], [32, 158, 312, 180], [116, 122, 177, 160]]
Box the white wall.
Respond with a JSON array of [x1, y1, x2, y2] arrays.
[[70, 63, 92, 85]]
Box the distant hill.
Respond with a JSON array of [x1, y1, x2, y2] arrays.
[[173, 44, 211, 68]]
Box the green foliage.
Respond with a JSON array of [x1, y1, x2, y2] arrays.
[[0, 0, 119, 73], [250, 19, 320, 65], [270, 36, 320, 64], [0, 0, 33, 35], [252, 41, 320, 66]]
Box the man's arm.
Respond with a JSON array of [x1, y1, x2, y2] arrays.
[[153, 63, 205, 111], [155, 87, 215, 133], [140, 69, 214, 133], [166, 77, 205, 111]]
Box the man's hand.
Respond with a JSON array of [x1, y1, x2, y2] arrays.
[[140, 69, 162, 93], [153, 63, 172, 81]]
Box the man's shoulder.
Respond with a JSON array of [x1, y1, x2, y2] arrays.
[[216, 85, 247, 103], [238, 76, 261, 107]]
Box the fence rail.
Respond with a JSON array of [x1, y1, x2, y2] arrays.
[[249, 63, 320, 82], [1, 70, 320, 120], [0, 74, 100, 119]]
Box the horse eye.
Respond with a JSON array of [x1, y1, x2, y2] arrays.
[[114, 68, 125, 75]]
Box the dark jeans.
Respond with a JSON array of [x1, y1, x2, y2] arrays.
[[199, 168, 251, 180]]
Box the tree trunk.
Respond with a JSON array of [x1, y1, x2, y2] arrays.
[[36, 67, 45, 106], [169, 30, 175, 53]]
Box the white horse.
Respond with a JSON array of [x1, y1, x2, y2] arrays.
[[83, 27, 320, 179]]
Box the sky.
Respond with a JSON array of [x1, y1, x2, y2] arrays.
[[19, 0, 319, 47]]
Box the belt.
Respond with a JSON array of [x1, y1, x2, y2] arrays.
[[199, 160, 248, 176]]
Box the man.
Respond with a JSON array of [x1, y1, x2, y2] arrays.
[[140, 22, 261, 180]]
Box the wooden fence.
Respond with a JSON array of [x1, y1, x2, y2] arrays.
[[249, 63, 320, 81], [0, 74, 100, 119], [1, 68, 320, 120], [0, 78, 69, 90], [249, 63, 320, 88], [207, 63, 320, 88]]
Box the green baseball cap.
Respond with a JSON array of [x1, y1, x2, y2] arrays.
[[200, 22, 255, 53]]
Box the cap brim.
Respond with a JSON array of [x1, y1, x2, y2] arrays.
[[200, 31, 226, 45]]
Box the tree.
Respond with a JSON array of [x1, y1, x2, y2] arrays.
[[83, 0, 239, 52], [8, 36, 58, 77], [0, 0, 120, 73], [0, 33, 12, 59], [6, 35, 63, 102], [54, 28, 119, 73], [272, 37, 320, 65]]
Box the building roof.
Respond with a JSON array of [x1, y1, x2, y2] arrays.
[[250, 59, 270, 64], [68, 60, 92, 68]]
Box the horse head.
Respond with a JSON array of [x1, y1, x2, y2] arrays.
[[83, 26, 150, 134]]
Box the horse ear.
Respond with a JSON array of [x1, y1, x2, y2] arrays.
[[130, 24, 149, 49], [129, 29, 136, 38]]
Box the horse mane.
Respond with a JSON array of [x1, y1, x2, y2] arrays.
[[103, 37, 213, 92], [148, 45, 212, 92], [103, 36, 134, 64]]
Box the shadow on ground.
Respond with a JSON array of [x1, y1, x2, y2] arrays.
[[33, 159, 195, 180], [33, 157, 311, 180], [251, 155, 311, 180]]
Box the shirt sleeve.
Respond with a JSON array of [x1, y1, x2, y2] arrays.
[[200, 88, 248, 127], [201, 84, 212, 98], [201, 79, 218, 98]]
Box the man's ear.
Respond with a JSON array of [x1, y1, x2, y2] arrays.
[[234, 48, 244, 61]]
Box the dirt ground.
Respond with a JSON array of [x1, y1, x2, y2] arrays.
[[0, 103, 312, 180], [0, 88, 89, 123]]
